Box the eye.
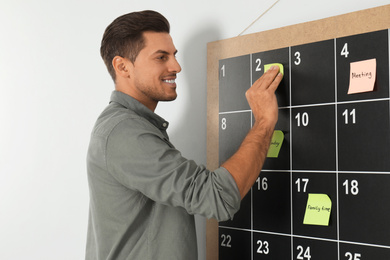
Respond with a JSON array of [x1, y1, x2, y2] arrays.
[[157, 55, 168, 61]]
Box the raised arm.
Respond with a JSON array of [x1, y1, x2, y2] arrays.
[[221, 66, 282, 199]]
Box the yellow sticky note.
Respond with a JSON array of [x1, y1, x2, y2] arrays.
[[267, 130, 284, 158], [303, 194, 332, 226], [348, 58, 376, 94], [264, 63, 284, 76]]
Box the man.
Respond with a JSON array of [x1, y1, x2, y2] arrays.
[[86, 10, 282, 260]]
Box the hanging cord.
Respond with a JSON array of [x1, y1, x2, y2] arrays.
[[238, 0, 280, 36]]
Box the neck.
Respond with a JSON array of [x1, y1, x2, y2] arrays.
[[115, 84, 158, 112]]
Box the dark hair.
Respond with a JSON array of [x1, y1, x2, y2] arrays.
[[100, 10, 170, 81]]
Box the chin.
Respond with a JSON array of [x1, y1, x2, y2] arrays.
[[166, 91, 178, 101], [160, 95, 177, 102], [165, 96, 177, 102]]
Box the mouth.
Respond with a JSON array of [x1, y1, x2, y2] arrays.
[[162, 74, 177, 88], [162, 79, 176, 84]]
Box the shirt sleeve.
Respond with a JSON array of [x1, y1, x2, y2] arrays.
[[105, 118, 241, 221]]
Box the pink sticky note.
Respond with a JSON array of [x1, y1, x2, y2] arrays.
[[348, 58, 376, 94]]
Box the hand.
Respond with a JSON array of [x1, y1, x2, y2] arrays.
[[245, 66, 283, 128]]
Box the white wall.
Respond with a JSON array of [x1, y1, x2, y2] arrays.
[[0, 1, 388, 259]]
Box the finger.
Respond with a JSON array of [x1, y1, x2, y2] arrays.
[[268, 72, 283, 92], [255, 65, 280, 90], [249, 65, 280, 93]]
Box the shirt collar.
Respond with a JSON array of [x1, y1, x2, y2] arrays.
[[109, 90, 169, 131]]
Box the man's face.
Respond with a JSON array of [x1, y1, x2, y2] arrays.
[[128, 31, 182, 110]]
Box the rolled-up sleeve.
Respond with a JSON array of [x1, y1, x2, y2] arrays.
[[106, 118, 241, 221]]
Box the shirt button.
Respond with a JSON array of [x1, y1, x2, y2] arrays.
[[162, 122, 168, 128]]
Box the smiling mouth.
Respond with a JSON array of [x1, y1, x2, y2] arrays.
[[162, 79, 176, 84]]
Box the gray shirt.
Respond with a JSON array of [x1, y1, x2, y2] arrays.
[[86, 91, 240, 260]]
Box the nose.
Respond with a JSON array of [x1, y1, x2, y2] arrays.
[[169, 57, 182, 73]]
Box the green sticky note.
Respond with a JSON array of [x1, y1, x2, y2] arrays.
[[267, 130, 284, 158], [264, 63, 284, 76], [303, 194, 332, 226]]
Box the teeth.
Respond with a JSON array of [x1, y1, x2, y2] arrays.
[[163, 79, 175, 83]]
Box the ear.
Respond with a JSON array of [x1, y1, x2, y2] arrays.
[[112, 56, 131, 79]]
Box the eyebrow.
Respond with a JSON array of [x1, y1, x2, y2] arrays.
[[154, 49, 178, 55]]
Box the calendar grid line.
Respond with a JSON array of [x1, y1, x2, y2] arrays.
[[262, 170, 390, 176], [289, 45, 294, 260], [249, 53, 254, 260], [219, 109, 252, 115], [334, 37, 341, 260], [219, 225, 390, 250], [219, 97, 390, 116]]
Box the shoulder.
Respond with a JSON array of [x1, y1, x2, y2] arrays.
[[92, 102, 158, 138]]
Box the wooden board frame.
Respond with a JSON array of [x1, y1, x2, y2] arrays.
[[206, 4, 390, 260]]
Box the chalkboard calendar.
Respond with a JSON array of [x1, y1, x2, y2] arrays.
[[206, 5, 390, 260]]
